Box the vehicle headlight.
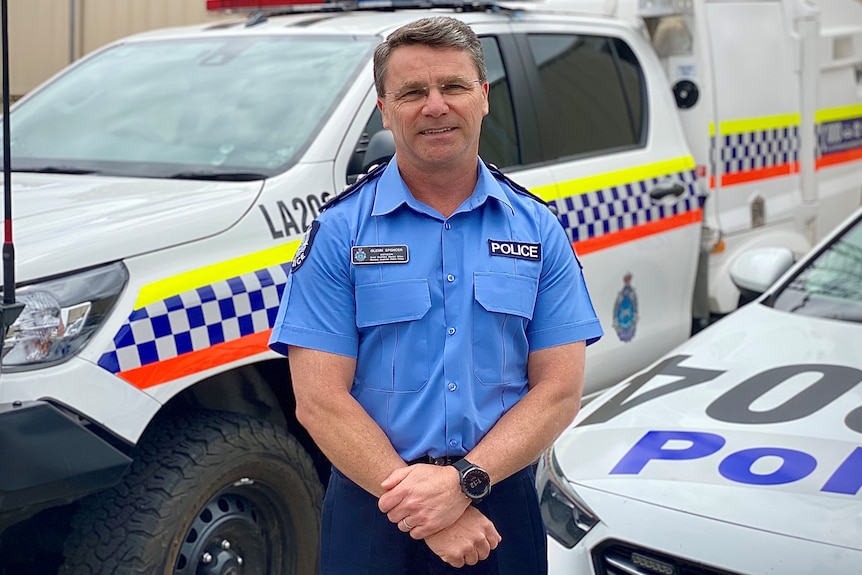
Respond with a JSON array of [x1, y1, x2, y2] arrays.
[[2, 263, 127, 369], [538, 447, 600, 549]]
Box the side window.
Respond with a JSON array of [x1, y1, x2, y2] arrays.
[[479, 36, 519, 169], [526, 33, 645, 160]]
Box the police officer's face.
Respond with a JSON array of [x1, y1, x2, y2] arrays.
[[377, 44, 489, 172]]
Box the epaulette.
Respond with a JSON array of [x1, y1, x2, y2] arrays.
[[482, 160, 558, 215], [321, 162, 388, 212]]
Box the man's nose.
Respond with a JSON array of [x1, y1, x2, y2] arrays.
[[422, 87, 449, 116]]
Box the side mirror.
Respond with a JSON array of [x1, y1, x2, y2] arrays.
[[730, 247, 795, 299], [362, 129, 395, 174]]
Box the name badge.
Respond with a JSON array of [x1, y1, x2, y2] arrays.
[[488, 239, 542, 261], [352, 245, 409, 265]]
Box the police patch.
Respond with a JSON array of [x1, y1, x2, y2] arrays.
[[292, 220, 320, 273], [488, 239, 542, 261]]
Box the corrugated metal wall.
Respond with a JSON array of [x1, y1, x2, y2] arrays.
[[7, 0, 233, 98]]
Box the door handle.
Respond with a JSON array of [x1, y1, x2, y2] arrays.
[[649, 182, 686, 201]]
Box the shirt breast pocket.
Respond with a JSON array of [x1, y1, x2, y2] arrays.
[[473, 272, 538, 386], [354, 279, 431, 393]]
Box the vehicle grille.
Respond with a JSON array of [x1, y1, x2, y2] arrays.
[[592, 540, 745, 575]]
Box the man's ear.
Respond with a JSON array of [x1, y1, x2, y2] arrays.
[[377, 98, 391, 129], [482, 82, 490, 116]]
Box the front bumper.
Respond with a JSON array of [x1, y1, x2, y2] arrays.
[[0, 400, 131, 527], [544, 482, 862, 575]]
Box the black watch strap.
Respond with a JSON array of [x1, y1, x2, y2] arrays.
[[452, 458, 473, 475]]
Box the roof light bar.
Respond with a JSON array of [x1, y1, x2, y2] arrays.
[[206, 0, 324, 11], [206, 0, 505, 12]]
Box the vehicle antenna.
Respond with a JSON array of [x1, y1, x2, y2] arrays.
[[0, 0, 24, 359]]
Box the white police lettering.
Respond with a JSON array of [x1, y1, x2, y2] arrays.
[[487, 239, 542, 261]]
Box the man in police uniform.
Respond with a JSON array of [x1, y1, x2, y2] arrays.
[[269, 16, 602, 574]]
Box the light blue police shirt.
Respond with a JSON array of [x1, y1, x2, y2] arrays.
[[269, 156, 603, 461]]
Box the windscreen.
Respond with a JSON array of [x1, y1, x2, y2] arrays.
[[771, 216, 862, 323], [4, 34, 376, 180]]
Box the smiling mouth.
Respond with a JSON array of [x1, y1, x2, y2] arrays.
[[420, 127, 455, 135]]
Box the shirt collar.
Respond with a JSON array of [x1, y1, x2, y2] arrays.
[[371, 155, 514, 217]]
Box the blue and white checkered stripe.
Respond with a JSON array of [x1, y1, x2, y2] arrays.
[[550, 168, 701, 243], [98, 265, 290, 374], [713, 127, 800, 176]]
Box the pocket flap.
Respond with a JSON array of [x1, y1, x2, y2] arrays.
[[355, 279, 431, 327], [474, 272, 538, 319]]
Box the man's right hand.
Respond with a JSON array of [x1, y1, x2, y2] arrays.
[[424, 506, 502, 568]]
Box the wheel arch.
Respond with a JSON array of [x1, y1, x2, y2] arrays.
[[146, 359, 331, 487]]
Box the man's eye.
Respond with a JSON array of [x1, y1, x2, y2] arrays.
[[441, 83, 469, 94], [400, 89, 426, 100]]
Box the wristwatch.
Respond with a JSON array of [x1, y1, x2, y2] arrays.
[[452, 458, 491, 503]]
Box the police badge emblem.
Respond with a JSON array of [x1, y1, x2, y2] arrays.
[[292, 220, 320, 273], [613, 273, 638, 342]]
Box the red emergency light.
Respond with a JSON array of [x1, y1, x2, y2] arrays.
[[206, 0, 324, 10]]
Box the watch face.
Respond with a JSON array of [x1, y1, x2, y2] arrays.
[[462, 467, 491, 499]]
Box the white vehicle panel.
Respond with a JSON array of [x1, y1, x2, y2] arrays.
[[2, 174, 262, 282], [0, 358, 161, 444], [579, 223, 699, 399]]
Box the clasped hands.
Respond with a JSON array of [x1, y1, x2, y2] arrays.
[[377, 463, 502, 568]]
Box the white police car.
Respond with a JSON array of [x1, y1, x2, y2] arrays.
[[537, 206, 862, 574]]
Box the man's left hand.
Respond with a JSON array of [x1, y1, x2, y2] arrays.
[[378, 464, 470, 539]]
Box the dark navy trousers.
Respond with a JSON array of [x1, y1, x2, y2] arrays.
[[319, 466, 548, 575]]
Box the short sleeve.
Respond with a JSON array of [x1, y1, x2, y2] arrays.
[[268, 215, 359, 358], [527, 210, 603, 350]]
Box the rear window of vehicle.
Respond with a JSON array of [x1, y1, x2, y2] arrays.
[[5, 35, 377, 180]]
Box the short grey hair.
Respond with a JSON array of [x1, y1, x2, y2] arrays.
[[373, 16, 487, 97]]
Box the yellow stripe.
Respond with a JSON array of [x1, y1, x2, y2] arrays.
[[532, 156, 696, 201], [717, 114, 800, 135], [135, 155, 694, 307], [816, 103, 862, 124], [710, 106, 862, 135], [134, 239, 301, 309]]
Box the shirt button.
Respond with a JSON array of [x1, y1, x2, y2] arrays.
[[444, 222, 451, 230], [447, 274, 455, 282], [449, 439, 458, 448], [447, 327, 456, 335], [448, 382, 457, 391]]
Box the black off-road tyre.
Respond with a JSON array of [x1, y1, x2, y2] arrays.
[[59, 410, 323, 575]]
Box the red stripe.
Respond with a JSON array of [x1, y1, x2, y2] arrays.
[[207, 0, 320, 9], [119, 330, 272, 389], [573, 209, 702, 256], [817, 147, 862, 169], [709, 162, 799, 189], [708, 149, 862, 190]]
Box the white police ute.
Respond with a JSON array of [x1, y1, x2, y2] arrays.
[[537, 206, 862, 574], [0, 1, 708, 571]]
